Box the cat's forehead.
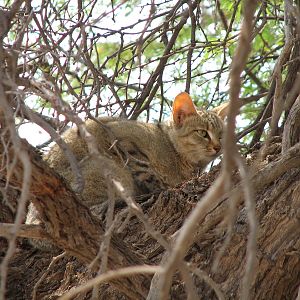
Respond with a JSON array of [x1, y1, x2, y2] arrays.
[[195, 109, 224, 131]]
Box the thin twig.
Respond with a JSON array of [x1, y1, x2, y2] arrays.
[[190, 264, 225, 300], [0, 83, 32, 300], [0, 223, 49, 240], [224, 0, 258, 298], [32, 252, 66, 300], [58, 265, 161, 300]]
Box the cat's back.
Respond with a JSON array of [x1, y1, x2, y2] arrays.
[[45, 117, 115, 170], [46, 117, 141, 206]]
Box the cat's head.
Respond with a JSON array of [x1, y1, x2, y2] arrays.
[[171, 92, 229, 168]]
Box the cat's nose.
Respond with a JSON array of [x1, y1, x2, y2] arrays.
[[213, 144, 221, 153]]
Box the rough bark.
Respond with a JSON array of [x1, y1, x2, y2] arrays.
[[1, 140, 150, 299], [2, 140, 300, 299]]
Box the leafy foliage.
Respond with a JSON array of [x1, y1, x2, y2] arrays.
[[0, 0, 287, 143]]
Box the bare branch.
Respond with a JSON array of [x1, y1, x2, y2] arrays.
[[58, 265, 161, 300]]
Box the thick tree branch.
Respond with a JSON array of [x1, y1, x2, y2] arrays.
[[0, 140, 151, 299]]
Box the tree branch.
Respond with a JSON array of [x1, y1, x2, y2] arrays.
[[0, 139, 151, 299]]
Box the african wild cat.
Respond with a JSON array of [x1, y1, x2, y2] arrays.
[[44, 92, 228, 206], [26, 92, 228, 248]]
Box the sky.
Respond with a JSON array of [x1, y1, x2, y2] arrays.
[[15, 1, 233, 147]]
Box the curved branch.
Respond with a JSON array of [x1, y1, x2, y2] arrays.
[[0, 139, 151, 299]]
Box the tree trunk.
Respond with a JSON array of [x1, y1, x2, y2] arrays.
[[3, 139, 300, 299]]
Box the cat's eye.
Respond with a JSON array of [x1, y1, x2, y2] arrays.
[[197, 130, 209, 139]]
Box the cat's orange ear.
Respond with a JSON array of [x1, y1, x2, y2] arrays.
[[212, 102, 229, 120], [173, 92, 197, 126]]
